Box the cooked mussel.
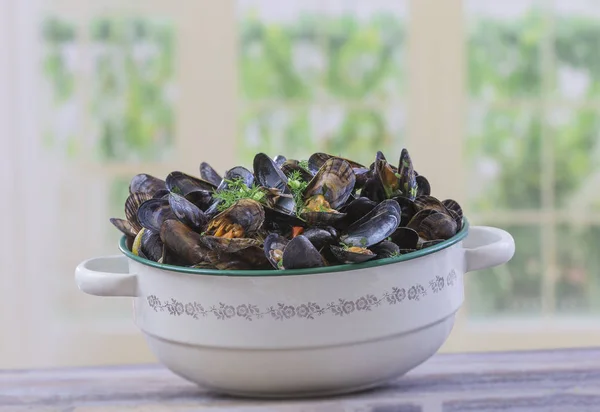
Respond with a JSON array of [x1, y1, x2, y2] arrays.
[[137, 198, 175, 233], [339, 199, 401, 248], [199, 162, 223, 187], [168, 192, 207, 232], [281, 235, 326, 269], [129, 173, 166, 196]]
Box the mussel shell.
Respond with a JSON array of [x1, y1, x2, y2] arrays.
[[152, 189, 171, 199], [361, 175, 386, 203], [166, 171, 216, 196], [392, 196, 418, 227], [273, 155, 287, 168], [184, 191, 214, 211], [281, 160, 313, 182], [446, 208, 463, 230], [302, 227, 338, 250], [442, 199, 463, 228], [418, 212, 457, 241], [110, 217, 138, 237], [307, 153, 366, 175], [281, 235, 326, 269], [300, 211, 347, 227], [376, 158, 400, 198], [416, 175, 431, 197], [418, 239, 445, 250], [219, 166, 255, 190], [160, 219, 210, 266], [200, 236, 261, 254], [330, 245, 376, 264], [125, 193, 153, 232], [353, 167, 371, 189], [414, 195, 447, 214], [263, 233, 289, 269], [208, 198, 265, 236], [340, 199, 401, 248], [141, 229, 163, 262], [129, 173, 166, 196], [406, 209, 439, 232], [398, 148, 418, 200], [168, 192, 207, 231], [199, 162, 223, 187], [369, 240, 400, 259], [263, 206, 304, 230], [264, 188, 295, 216], [137, 198, 175, 233], [304, 158, 356, 210], [339, 196, 377, 224], [253, 153, 289, 193], [390, 227, 420, 250]]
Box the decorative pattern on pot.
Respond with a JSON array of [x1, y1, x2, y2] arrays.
[[146, 270, 460, 322]]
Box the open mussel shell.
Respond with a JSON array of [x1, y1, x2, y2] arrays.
[[253, 153, 289, 193], [160, 219, 210, 266], [125, 193, 153, 232], [442, 199, 464, 228], [302, 227, 338, 250], [220, 166, 255, 190], [141, 229, 163, 262], [330, 245, 376, 264], [304, 157, 356, 210], [281, 160, 313, 182], [340, 199, 401, 248], [398, 148, 418, 200], [166, 171, 216, 197], [137, 198, 175, 233], [199, 162, 223, 187], [207, 198, 265, 236], [129, 173, 166, 196], [184, 191, 214, 211], [338, 197, 377, 224], [376, 158, 400, 198], [281, 235, 326, 270], [253, 154, 295, 214], [369, 240, 400, 259], [168, 192, 207, 232], [390, 227, 420, 250], [152, 189, 171, 199], [392, 196, 418, 227], [264, 233, 289, 269], [110, 217, 137, 238], [361, 175, 386, 203]]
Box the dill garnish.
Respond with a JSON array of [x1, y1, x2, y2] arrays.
[[212, 178, 266, 211]]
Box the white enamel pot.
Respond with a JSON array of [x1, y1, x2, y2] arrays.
[[75, 219, 514, 398]]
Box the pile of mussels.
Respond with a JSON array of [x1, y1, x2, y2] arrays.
[[110, 149, 463, 271]]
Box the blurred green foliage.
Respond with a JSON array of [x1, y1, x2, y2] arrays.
[[90, 17, 176, 162], [466, 8, 600, 316], [41, 16, 176, 162], [237, 11, 405, 165]]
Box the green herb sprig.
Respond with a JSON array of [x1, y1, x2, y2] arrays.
[[212, 178, 266, 211], [287, 170, 309, 218]]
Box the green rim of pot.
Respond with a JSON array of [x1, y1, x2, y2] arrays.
[[119, 217, 470, 277]]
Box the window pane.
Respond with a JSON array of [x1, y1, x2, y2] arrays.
[[41, 16, 81, 157], [555, 225, 600, 314], [467, 106, 542, 211], [89, 17, 176, 162], [466, 224, 543, 317], [467, 0, 546, 100], [550, 107, 600, 209], [553, 1, 600, 100], [238, 0, 406, 102]]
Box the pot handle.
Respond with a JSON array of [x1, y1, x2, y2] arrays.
[[464, 226, 515, 273], [75, 255, 138, 297]]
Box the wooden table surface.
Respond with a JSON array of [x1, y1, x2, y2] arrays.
[[2, 347, 600, 412]]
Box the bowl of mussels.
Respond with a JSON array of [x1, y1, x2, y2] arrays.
[[75, 148, 515, 398]]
